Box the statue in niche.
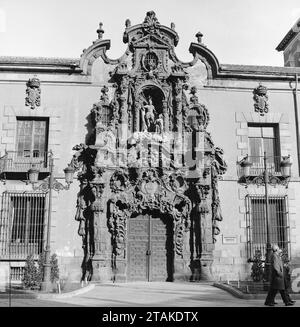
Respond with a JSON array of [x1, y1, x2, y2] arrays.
[[155, 114, 163, 134], [140, 104, 147, 132], [144, 96, 156, 131]]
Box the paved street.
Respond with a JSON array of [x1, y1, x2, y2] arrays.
[[1, 282, 299, 307]]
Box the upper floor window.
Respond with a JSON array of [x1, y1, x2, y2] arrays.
[[248, 124, 281, 173], [16, 118, 49, 159]]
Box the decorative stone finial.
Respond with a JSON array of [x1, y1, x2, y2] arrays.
[[171, 22, 175, 30], [143, 10, 160, 34], [97, 22, 104, 40], [125, 19, 131, 28], [195, 32, 203, 44]]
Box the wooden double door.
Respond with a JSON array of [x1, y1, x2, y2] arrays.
[[127, 213, 174, 282]]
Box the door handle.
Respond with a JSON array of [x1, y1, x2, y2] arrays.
[[146, 250, 152, 256]]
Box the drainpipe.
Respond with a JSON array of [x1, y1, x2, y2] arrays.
[[293, 74, 300, 176]]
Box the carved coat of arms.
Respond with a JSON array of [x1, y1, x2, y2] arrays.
[[25, 76, 41, 110], [253, 84, 269, 116]]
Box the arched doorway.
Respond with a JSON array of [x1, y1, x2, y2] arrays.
[[127, 211, 174, 282]]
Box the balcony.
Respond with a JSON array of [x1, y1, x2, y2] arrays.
[[0, 150, 50, 175], [237, 155, 292, 187]]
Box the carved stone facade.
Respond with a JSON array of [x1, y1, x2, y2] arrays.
[[69, 11, 226, 282], [1, 10, 300, 287]]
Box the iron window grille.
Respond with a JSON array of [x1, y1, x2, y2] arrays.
[[245, 195, 290, 262], [0, 191, 47, 260], [10, 266, 25, 282]]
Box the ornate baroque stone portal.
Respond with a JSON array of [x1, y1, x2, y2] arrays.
[[69, 11, 227, 282]]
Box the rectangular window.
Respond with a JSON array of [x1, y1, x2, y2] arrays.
[[245, 195, 290, 261], [10, 117, 50, 171], [0, 192, 46, 260], [248, 124, 281, 173], [16, 118, 48, 158]]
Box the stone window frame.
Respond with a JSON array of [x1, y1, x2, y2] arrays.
[[1, 105, 61, 163], [235, 111, 297, 252], [0, 105, 62, 243]]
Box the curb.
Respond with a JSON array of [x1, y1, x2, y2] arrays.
[[36, 283, 95, 300], [1, 284, 95, 300], [213, 283, 300, 300], [213, 282, 255, 299]]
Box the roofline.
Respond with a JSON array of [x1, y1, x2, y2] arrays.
[[276, 29, 298, 51], [0, 56, 82, 74], [0, 54, 300, 81], [276, 18, 300, 52]]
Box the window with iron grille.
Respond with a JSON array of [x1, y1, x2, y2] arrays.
[[100, 107, 112, 127], [0, 192, 46, 260], [245, 195, 290, 261], [10, 266, 25, 282], [16, 117, 49, 159], [248, 124, 281, 173]]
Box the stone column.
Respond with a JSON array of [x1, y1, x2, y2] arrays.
[[119, 96, 127, 143], [162, 100, 168, 132], [193, 183, 215, 281], [89, 173, 112, 282], [199, 209, 215, 281], [134, 101, 140, 132], [173, 247, 191, 282]]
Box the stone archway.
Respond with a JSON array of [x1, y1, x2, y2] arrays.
[[108, 168, 191, 282]]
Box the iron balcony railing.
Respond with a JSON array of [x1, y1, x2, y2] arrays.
[[237, 155, 282, 179], [0, 150, 50, 173]]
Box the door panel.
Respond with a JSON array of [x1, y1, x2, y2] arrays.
[[150, 217, 169, 281], [127, 214, 173, 282], [127, 215, 149, 281]]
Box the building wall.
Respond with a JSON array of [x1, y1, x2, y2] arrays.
[[1, 35, 300, 285]]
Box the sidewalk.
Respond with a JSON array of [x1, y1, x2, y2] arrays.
[[2, 281, 297, 307]]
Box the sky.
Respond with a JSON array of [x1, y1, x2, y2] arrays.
[[0, 0, 300, 66]]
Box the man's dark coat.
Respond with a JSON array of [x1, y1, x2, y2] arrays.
[[270, 252, 285, 290]]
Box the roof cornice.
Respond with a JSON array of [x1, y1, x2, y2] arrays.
[[0, 56, 82, 73], [276, 18, 300, 51]]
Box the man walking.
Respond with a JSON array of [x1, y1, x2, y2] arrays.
[[280, 248, 296, 305], [264, 244, 294, 306]]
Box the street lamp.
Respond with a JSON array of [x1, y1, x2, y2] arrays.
[[237, 152, 292, 281], [28, 151, 75, 292]]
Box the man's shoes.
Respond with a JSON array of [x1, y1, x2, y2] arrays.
[[285, 302, 295, 306], [264, 303, 275, 306], [273, 302, 278, 305], [290, 300, 296, 304]]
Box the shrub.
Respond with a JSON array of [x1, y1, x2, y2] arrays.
[[251, 250, 264, 282], [22, 254, 39, 289], [22, 252, 60, 291]]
